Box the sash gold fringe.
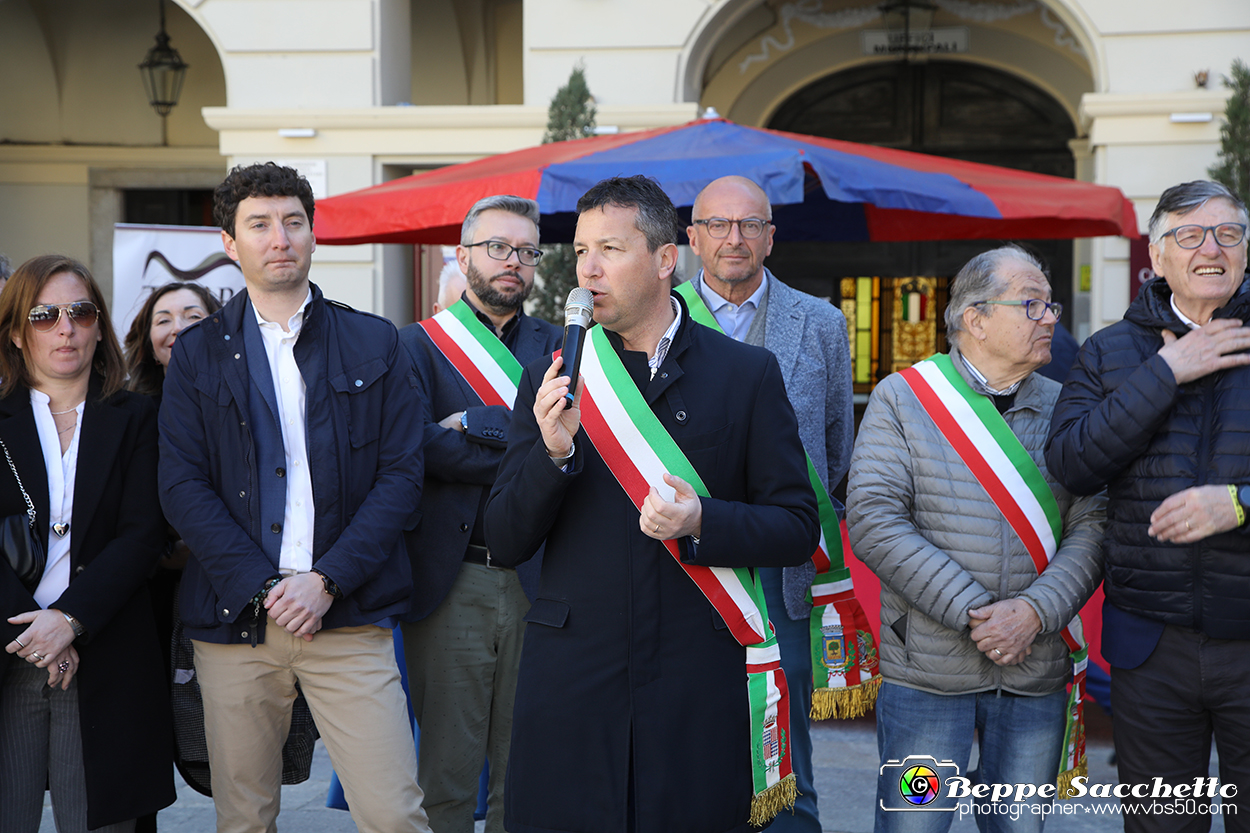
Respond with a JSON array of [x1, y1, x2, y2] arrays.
[[809, 676, 882, 720], [749, 773, 797, 827], [1056, 754, 1088, 800]]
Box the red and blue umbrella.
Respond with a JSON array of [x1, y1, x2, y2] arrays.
[[314, 118, 1137, 245]]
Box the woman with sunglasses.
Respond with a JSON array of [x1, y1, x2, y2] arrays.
[[0, 256, 174, 832]]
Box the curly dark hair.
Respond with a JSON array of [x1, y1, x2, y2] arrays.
[[214, 162, 316, 238], [124, 282, 223, 397], [575, 175, 679, 253], [0, 255, 127, 400]]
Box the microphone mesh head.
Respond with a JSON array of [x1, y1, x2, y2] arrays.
[[565, 287, 594, 326]]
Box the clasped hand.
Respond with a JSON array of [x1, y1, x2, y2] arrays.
[[6, 608, 80, 688], [265, 573, 332, 641], [968, 598, 1041, 667]]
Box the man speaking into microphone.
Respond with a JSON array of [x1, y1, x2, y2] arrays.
[[485, 175, 819, 833]]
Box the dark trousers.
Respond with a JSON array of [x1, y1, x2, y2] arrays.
[[1112, 624, 1250, 832]]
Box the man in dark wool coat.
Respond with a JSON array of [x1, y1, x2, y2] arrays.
[[484, 175, 820, 833]]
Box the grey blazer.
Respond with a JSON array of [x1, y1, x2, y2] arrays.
[[689, 269, 853, 618]]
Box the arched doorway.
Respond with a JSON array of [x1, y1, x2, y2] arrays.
[[764, 60, 1078, 386], [768, 61, 1076, 176]]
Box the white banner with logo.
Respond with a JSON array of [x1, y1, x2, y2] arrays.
[[112, 223, 245, 339]]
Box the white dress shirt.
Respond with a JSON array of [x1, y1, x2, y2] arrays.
[[1170, 295, 1200, 330], [30, 390, 83, 609], [254, 291, 315, 575]]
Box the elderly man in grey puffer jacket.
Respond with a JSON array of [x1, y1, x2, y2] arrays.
[[848, 245, 1106, 833]]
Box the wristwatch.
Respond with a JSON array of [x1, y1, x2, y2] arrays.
[[460, 411, 469, 432], [1238, 485, 1250, 524], [311, 568, 343, 598], [62, 612, 85, 638]]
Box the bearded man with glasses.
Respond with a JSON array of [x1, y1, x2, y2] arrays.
[[398, 195, 561, 833], [1047, 180, 1250, 829]]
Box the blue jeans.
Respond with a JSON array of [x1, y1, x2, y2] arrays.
[[761, 567, 820, 832], [874, 681, 1067, 833]]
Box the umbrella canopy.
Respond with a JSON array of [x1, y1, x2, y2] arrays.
[[313, 118, 1137, 245]]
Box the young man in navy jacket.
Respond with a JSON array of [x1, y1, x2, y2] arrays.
[[159, 162, 430, 833]]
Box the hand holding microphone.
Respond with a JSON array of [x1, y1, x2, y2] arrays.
[[534, 288, 593, 459], [561, 287, 593, 408]]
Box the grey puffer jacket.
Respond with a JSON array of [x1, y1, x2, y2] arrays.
[[847, 347, 1106, 696]]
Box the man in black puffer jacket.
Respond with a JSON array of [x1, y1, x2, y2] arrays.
[[1047, 180, 1250, 830]]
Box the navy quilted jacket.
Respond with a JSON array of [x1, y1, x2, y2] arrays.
[[1046, 276, 1250, 639]]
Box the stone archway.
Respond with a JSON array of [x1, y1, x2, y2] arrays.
[[761, 59, 1080, 388], [768, 60, 1076, 177]]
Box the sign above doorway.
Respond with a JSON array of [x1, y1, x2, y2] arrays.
[[860, 27, 969, 55]]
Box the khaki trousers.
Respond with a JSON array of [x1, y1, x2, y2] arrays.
[[193, 624, 429, 833]]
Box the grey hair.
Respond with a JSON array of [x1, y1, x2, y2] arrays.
[[0, 253, 11, 282], [437, 261, 463, 294], [1148, 180, 1250, 245], [460, 195, 541, 246], [945, 244, 1046, 347]]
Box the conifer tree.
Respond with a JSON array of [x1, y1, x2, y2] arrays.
[[532, 65, 597, 324], [1209, 59, 1250, 209]]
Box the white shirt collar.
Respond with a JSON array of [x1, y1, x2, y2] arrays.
[[253, 288, 313, 335], [1169, 294, 1200, 330]]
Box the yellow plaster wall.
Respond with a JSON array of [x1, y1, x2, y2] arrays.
[[0, 0, 224, 147]]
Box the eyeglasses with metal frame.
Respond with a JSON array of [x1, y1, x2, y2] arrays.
[[463, 240, 544, 266], [974, 299, 1063, 322], [1160, 223, 1247, 249], [28, 302, 99, 332], [691, 218, 770, 239]]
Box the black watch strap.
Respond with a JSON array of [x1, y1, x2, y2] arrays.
[[311, 568, 343, 598]]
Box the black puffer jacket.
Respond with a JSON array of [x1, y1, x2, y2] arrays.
[[1046, 276, 1250, 639]]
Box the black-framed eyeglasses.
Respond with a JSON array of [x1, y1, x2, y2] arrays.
[[464, 240, 543, 266], [28, 302, 99, 332], [1160, 223, 1247, 249], [691, 218, 770, 239], [974, 299, 1063, 322]]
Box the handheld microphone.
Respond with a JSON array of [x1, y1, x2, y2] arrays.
[[561, 287, 594, 407]]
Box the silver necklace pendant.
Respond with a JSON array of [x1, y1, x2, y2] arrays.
[[53, 523, 69, 537]]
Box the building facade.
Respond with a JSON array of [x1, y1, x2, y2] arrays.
[[0, 0, 1244, 336]]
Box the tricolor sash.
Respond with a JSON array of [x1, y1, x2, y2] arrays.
[[675, 281, 881, 719], [577, 324, 794, 825], [898, 353, 1087, 794], [418, 300, 522, 408]]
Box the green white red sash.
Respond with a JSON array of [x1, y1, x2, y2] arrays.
[[577, 324, 794, 825], [898, 353, 1087, 793], [675, 281, 881, 719], [418, 300, 522, 408]]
